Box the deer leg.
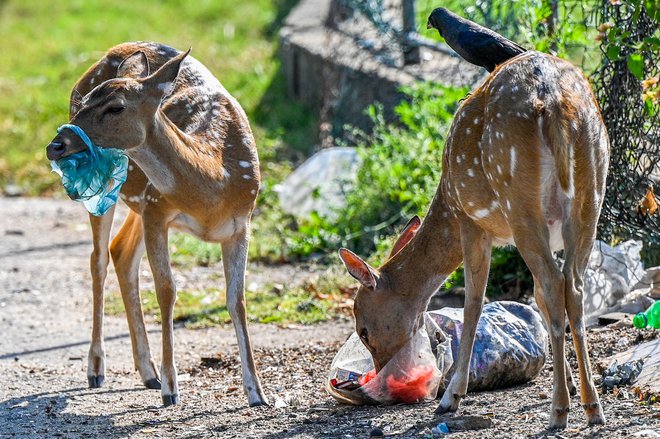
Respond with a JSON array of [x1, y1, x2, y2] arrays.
[[110, 210, 160, 389], [87, 207, 115, 388], [515, 227, 569, 430], [143, 213, 179, 406], [222, 224, 268, 406], [562, 218, 605, 425], [533, 276, 578, 397], [437, 222, 491, 413]]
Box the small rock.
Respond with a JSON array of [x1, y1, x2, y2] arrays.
[[274, 398, 287, 409], [539, 392, 549, 399], [370, 427, 384, 437]]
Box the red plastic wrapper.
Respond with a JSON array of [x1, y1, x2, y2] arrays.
[[326, 316, 450, 405]]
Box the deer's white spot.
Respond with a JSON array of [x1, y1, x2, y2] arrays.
[[250, 189, 257, 195], [512, 85, 519, 92], [456, 155, 462, 164], [496, 112, 502, 118], [506, 199, 512, 210], [473, 117, 480, 125], [510, 147, 517, 174], [242, 137, 252, 147], [242, 174, 251, 180], [491, 200, 500, 209], [239, 160, 251, 168], [472, 208, 491, 219], [496, 164, 503, 174], [473, 157, 480, 165], [496, 131, 503, 140], [128, 164, 134, 171], [460, 182, 466, 188], [467, 168, 475, 177], [466, 128, 472, 135], [467, 201, 475, 207]]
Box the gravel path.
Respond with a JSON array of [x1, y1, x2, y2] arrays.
[[0, 197, 658, 438]]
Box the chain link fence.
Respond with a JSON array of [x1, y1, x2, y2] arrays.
[[593, 3, 660, 264]]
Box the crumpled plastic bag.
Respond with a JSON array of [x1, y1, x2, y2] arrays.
[[601, 359, 644, 390], [326, 314, 445, 405], [327, 301, 547, 404], [50, 124, 128, 216], [581, 240, 646, 326], [428, 301, 548, 391]]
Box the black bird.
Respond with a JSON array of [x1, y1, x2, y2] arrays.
[[427, 7, 526, 72]]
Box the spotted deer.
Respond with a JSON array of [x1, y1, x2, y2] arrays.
[[339, 51, 608, 429], [46, 42, 267, 407]]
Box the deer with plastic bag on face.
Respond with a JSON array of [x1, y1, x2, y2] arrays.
[[46, 42, 267, 408], [339, 50, 608, 430]]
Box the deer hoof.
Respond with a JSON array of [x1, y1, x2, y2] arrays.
[[248, 396, 269, 407], [87, 375, 105, 388], [584, 403, 605, 425], [144, 378, 162, 390], [162, 393, 179, 407], [568, 382, 577, 396], [434, 403, 457, 415], [548, 407, 569, 430]]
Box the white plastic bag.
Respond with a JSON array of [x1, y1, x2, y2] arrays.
[[326, 315, 444, 405], [327, 302, 547, 404]]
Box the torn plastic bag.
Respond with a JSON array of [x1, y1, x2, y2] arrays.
[[427, 301, 548, 391], [326, 314, 447, 405], [50, 124, 128, 217], [327, 301, 547, 405]]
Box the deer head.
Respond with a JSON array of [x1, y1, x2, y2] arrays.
[[339, 216, 428, 371], [46, 49, 189, 161]]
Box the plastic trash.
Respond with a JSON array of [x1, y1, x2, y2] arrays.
[[326, 314, 444, 405], [275, 147, 360, 219], [50, 124, 128, 217], [432, 423, 450, 435], [601, 359, 644, 390], [427, 301, 548, 391], [327, 301, 547, 404], [582, 240, 646, 326], [633, 300, 660, 329]]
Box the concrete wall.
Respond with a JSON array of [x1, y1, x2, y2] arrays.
[[279, 0, 485, 145]]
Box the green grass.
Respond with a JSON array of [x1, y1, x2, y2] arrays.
[[0, 0, 315, 194], [105, 268, 355, 327]]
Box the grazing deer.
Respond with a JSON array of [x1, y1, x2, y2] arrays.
[[339, 51, 608, 429], [46, 42, 268, 407]]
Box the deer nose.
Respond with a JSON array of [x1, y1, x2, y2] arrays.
[[46, 139, 67, 160]]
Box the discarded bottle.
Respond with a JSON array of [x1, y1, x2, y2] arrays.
[[633, 301, 660, 329]]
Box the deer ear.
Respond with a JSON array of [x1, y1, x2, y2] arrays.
[[338, 248, 378, 290], [142, 48, 190, 98], [117, 51, 150, 79], [389, 216, 421, 257]]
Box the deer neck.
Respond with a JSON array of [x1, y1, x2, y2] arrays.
[[128, 111, 222, 197], [382, 190, 464, 307]]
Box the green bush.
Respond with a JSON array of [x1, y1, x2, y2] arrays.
[[260, 83, 468, 261]]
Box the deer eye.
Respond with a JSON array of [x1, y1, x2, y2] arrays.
[[359, 328, 369, 343], [104, 106, 125, 115]]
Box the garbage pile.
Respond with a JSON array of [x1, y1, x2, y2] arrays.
[[327, 301, 548, 404]]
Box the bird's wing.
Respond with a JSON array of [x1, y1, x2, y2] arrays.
[[457, 29, 526, 69]]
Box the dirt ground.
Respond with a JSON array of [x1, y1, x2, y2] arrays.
[[1, 197, 659, 439]]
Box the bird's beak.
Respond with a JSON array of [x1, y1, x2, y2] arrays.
[[426, 19, 434, 29]]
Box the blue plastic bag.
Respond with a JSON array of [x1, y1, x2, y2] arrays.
[[50, 124, 128, 216]]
